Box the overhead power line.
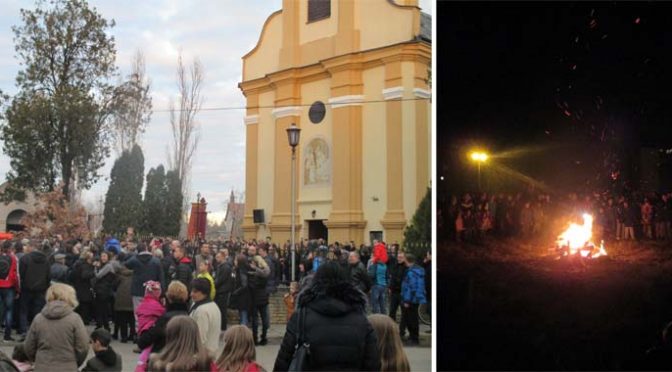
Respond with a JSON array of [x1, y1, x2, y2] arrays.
[[152, 97, 431, 113]]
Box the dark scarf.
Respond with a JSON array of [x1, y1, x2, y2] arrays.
[[189, 298, 212, 314]]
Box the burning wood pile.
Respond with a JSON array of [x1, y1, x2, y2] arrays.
[[553, 213, 607, 259]]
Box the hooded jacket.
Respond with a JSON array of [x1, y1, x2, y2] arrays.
[[19, 250, 51, 292], [401, 264, 427, 305], [137, 294, 166, 335], [125, 252, 165, 297], [24, 300, 89, 372], [273, 280, 380, 371], [82, 347, 122, 371]]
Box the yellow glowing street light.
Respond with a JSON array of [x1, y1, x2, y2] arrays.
[[470, 151, 489, 163], [469, 150, 489, 190]]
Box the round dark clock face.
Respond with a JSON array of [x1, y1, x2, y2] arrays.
[[309, 101, 326, 124]]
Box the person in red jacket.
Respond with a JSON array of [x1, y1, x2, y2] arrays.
[[372, 240, 388, 265], [0, 240, 20, 341]]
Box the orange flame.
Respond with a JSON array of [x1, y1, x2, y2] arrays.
[[556, 213, 607, 258]]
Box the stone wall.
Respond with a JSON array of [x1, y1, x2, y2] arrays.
[[225, 285, 291, 325]]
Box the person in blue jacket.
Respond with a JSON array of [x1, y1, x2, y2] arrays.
[[401, 253, 427, 345]]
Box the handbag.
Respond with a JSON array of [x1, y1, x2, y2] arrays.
[[288, 306, 311, 371]]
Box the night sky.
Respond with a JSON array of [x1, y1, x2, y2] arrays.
[[438, 2, 672, 193]]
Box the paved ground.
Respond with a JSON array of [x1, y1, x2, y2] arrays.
[[0, 323, 432, 371]]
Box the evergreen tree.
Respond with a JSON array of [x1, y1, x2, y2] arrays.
[[403, 188, 431, 257], [103, 145, 144, 234], [142, 165, 167, 235], [165, 170, 183, 237]]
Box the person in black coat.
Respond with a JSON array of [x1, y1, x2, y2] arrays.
[[214, 249, 234, 331], [136, 281, 190, 354], [249, 256, 270, 345], [388, 252, 407, 329], [229, 254, 251, 327], [71, 252, 96, 325], [347, 252, 370, 294], [273, 261, 380, 372], [169, 246, 193, 291]]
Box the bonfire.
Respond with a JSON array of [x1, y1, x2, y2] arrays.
[[555, 213, 607, 259]]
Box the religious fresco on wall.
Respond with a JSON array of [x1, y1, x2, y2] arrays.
[[304, 138, 330, 185]]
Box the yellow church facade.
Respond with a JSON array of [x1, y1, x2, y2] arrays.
[[239, 0, 431, 246]]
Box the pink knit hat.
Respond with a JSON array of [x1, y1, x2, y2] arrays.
[[144, 280, 162, 299]]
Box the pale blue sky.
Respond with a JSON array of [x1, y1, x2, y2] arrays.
[[0, 0, 433, 222]]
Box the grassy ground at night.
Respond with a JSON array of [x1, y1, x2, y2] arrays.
[[438, 237, 672, 370]]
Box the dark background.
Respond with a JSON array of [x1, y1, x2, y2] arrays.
[[437, 2, 672, 370], [438, 1, 672, 198]]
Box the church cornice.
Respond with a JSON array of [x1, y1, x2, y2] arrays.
[[239, 40, 431, 95]]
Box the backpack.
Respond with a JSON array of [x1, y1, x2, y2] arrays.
[[0, 256, 11, 280]]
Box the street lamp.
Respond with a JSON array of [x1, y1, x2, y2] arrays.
[[286, 123, 301, 283], [469, 151, 489, 190]]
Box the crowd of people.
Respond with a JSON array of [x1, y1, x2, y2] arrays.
[[440, 190, 672, 243], [0, 234, 430, 371]]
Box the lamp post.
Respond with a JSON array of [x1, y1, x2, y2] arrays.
[[469, 151, 489, 190], [286, 123, 301, 282]]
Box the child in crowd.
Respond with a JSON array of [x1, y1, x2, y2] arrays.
[[11, 344, 33, 372], [216, 325, 265, 372], [368, 314, 410, 372], [82, 329, 122, 371], [196, 260, 216, 300], [135, 280, 166, 372]]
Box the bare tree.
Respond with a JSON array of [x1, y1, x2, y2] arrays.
[[167, 52, 204, 220], [111, 50, 153, 155]]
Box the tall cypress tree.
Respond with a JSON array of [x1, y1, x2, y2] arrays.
[[103, 145, 145, 234], [165, 170, 183, 237], [403, 187, 431, 257], [143, 165, 167, 235]]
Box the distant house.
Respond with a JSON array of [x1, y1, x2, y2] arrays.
[[0, 182, 38, 233], [224, 191, 244, 239]]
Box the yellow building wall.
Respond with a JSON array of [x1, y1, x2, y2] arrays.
[[402, 61, 418, 227], [299, 0, 338, 45], [362, 65, 387, 240], [244, 12, 283, 82], [256, 91, 276, 240], [298, 78, 333, 238], [356, 0, 417, 52]]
